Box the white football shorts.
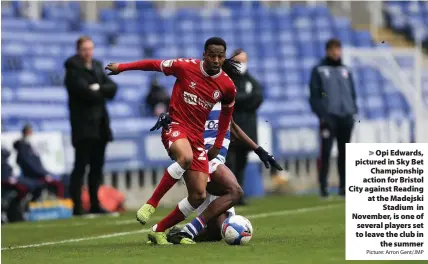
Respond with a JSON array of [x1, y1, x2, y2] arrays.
[[208, 157, 224, 176]]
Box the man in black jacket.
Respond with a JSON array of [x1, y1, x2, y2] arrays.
[[309, 38, 358, 198], [64, 36, 118, 215], [225, 49, 264, 205]]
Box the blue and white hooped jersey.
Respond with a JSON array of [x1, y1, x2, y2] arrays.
[[204, 102, 231, 163]]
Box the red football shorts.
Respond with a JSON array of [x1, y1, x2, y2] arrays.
[[161, 124, 209, 174]]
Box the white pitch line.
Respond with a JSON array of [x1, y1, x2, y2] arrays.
[[1, 230, 149, 250], [1, 203, 343, 251]]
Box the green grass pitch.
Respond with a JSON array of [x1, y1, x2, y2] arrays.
[[1, 195, 423, 264]]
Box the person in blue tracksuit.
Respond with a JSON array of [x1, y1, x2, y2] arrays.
[[309, 38, 358, 198]]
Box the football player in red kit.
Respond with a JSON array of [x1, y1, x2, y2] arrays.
[[105, 37, 238, 244]]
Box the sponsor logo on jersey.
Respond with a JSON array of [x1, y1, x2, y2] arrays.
[[212, 90, 221, 100], [198, 98, 214, 109], [183, 92, 214, 110], [205, 120, 219, 130], [183, 91, 197, 105]]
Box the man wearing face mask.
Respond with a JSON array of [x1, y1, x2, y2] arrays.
[[64, 36, 118, 215], [225, 49, 264, 205], [309, 38, 358, 199]]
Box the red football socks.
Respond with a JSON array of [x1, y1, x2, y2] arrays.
[[154, 205, 186, 232], [146, 170, 178, 208]]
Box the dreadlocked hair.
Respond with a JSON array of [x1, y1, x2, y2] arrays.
[[222, 48, 243, 76]]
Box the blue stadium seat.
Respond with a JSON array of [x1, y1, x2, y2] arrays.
[[107, 102, 134, 118], [39, 119, 70, 133], [15, 86, 67, 102], [385, 1, 428, 43], [99, 9, 119, 22], [1, 32, 106, 45], [115, 86, 146, 102], [110, 118, 157, 135], [2, 103, 68, 119], [108, 72, 149, 87], [274, 114, 318, 128], [1, 5, 16, 18], [353, 30, 373, 47], [1, 18, 30, 31], [2, 72, 47, 86], [1, 87, 15, 102], [42, 5, 80, 23], [81, 21, 120, 34]]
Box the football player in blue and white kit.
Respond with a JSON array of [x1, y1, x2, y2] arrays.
[[150, 104, 282, 244]]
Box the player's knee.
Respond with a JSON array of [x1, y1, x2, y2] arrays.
[[229, 185, 244, 204], [188, 190, 206, 207], [176, 154, 192, 170]]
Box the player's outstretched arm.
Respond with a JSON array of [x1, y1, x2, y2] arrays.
[[230, 119, 283, 171], [105, 59, 181, 76], [230, 119, 258, 150], [105, 60, 164, 75]]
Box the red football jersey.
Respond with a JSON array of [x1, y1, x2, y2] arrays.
[[160, 58, 236, 135]]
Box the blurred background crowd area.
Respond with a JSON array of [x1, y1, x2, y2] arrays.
[[1, 1, 428, 132], [1, 1, 428, 216]]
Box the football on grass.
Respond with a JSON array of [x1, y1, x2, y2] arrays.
[[221, 215, 253, 245]]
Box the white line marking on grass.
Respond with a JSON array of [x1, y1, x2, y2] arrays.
[[1, 203, 343, 251], [1, 230, 150, 250], [248, 205, 340, 219]]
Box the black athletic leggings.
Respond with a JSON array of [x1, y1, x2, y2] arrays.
[[69, 139, 106, 212], [318, 115, 354, 191]]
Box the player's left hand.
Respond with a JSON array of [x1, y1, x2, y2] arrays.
[[254, 146, 283, 170], [207, 147, 220, 161], [150, 112, 171, 131], [105, 63, 120, 75]]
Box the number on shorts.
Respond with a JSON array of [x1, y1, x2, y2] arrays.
[[197, 147, 207, 161]]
